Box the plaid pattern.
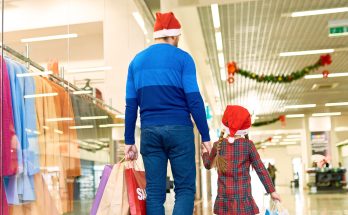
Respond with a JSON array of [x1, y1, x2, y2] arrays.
[[202, 138, 275, 215]]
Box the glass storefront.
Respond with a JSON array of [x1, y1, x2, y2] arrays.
[[0, 1, 151, 214]]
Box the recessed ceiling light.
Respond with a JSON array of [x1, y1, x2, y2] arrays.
[[99, 124, 125, 128], [69, 125, 94, 129], [218, 52, 225, 68], [24, 93, 58, 99], [215, 32, 223, 51], [283, 138, 301, 142], [286, 135, 301, 138], [67, 66, 112, 73], [305, 72, 348, 79], [286, 114, 305, 118], [280, 49, 334, 57], [73, 90, 93, 95], [46, 117, 73, 122], [325, 102, 348, 107], [21, 33, 78, 43], [335, 127, 348, 132], [80, 116, 109, 120], [211, 4, 220, 29], [115, 114, 125, 119], [312, 112, 341, 117], [279, 142, 297, 145], [17, 71, 53, 77], [272, 135, 282, 139], [284, 104, 316, 109], [290, 7, 348, 17], [220, 68, 227, 81]]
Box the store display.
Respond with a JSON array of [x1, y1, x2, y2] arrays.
[[227, 54, 332, 83], [1, 46, 118, 214]]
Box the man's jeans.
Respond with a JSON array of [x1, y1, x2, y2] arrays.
[[140, 125, 196, 215]]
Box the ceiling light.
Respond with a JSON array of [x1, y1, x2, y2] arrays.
[[69, 125, 94, 129], [271, 139, 279, 143], [286, 135, 301, 138], [220, 68, 227, 81], [218, 52, 225, 68], [305, 72, 348, 79], [312, 112, 341, 117], [54, 129, 63, 134], [284, 104, 316, 109], [24, 93, 58, 99], [291, 7, 348, 17], [73, 90, 93, 95], [335, 127, 348, 132], [272, 135, 282, 139], [46, 117, 73, 122], [99, 123, 125, 128], [81, 116, 108, 120], [67, 66, 112, 73], [283, 138, 301, 142], [325, 102, 348, 107], [21, 33, 78, 43], [115, 114, 125, 119], [286, 114, 305, 118], [132, 12, 148, 35], [215, 32, 223, 51], [211, 4, 220, 29], [279, 49, 334, 57], [279, 142, 297, 145], [17, 71, 53, 77]]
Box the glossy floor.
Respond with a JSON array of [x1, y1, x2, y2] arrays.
[[165, 186, 348, 215]]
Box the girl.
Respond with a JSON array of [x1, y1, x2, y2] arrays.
[[202, 105, 281, 215]]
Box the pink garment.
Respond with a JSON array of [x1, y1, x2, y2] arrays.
[[0, 56, 18, 176]]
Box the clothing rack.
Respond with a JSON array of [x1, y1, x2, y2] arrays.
[[1, 44, 122, 114]]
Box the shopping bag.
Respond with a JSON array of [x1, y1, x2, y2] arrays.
[[96, 161, 129, 215], [125, 163, 146, 215], [90, 164, 113, 215], [265, 201, 289, 215]]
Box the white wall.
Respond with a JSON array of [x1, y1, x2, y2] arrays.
[[258, 145, 302, 187]]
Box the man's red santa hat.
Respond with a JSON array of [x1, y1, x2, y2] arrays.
[[222, 105, 251, 143], [153, 12, 181, 39]]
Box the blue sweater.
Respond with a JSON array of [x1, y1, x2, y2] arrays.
[[125, 43, 210, 144]]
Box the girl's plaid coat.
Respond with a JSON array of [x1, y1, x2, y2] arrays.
[[202, 138, 275, 215]]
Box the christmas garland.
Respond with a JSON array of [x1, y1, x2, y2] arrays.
[[252, 115, 285, 127], [227, 54, 332, 84]]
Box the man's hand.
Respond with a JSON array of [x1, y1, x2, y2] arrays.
[[202, 141, 212, 154], [125, 144, 138, 161], [270, 192, 281, 202]]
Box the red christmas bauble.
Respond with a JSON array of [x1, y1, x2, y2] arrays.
[[322, 70, 329, 79]]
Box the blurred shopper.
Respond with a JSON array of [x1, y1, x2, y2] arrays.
[[124, 12, 212, 215], [202, 105, 281, 215], [267, 163, 277, 186]]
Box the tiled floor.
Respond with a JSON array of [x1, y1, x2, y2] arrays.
[[165, 186, 348, 215]]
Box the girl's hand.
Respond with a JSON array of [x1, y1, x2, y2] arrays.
[[270, 192, 281, 202]]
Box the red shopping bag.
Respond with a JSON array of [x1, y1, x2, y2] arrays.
[[125, 167, 146, 215]]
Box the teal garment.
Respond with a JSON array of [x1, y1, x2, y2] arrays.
[[4, 59, 36, 204]]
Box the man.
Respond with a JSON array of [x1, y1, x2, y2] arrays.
[[124, 12, 212, 215]]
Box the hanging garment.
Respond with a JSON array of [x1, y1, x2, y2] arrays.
[[34, 76, 71, 214], [0, 56, 18, 215], [4, 59, 26, 205], [70, 94, 98, 141], [0, 56, 18, 176]]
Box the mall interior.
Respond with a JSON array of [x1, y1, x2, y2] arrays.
[[0, 0, 348, 214]]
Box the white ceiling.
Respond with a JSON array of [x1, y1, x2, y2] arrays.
[[197, 0, 348, 119]]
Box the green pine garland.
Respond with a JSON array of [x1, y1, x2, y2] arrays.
[[228, 54, 332, 83], [252, 117, 280, 127], [237, 64, 321, 83]]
